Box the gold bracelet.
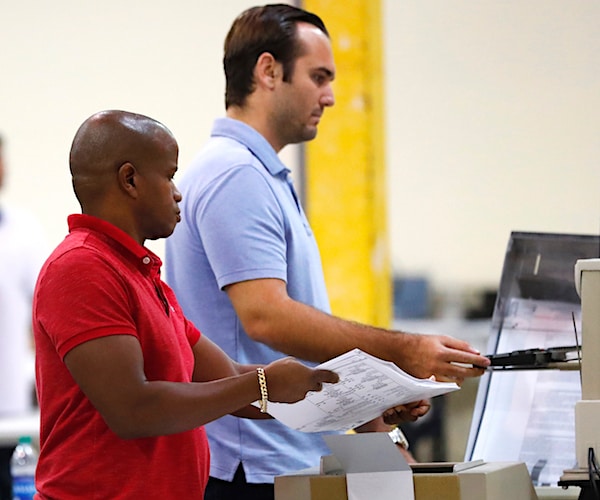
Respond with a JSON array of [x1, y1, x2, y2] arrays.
[[256, 367, 268, 413]]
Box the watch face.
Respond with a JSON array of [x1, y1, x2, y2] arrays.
[[389, 428, 409, 448]]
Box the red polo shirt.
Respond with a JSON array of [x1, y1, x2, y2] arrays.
[[33, 214, 208, 499]]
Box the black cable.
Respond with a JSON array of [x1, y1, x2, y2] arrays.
[[588, 447, 600, 499], [572, 311, 583, 387]]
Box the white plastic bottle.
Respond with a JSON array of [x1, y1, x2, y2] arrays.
[[10, 436, 37, 500]]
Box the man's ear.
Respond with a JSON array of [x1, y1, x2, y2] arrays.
[[118, 162, 138, 197], [255, 52, 281, 90]]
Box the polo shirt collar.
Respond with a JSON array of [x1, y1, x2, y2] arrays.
[[67, 214, 162, 274], [211, 117, 290, 178]]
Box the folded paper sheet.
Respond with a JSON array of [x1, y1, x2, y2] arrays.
[[265, 348, 460, 432], [325, 433, 415, 500]]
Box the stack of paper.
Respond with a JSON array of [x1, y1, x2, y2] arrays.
[[265, 348, 460, 432]]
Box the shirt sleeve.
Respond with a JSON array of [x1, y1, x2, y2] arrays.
[[196, 165, 289, 289], [35, 248, 138, 359]]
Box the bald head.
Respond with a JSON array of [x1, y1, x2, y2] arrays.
[[70, 110, 174, 211], [69, 110, 181, 244]]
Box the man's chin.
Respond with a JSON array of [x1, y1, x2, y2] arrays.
[[284, 127, 318, 146], [148, 226, 177, 241], [303, 127, 318, 142]]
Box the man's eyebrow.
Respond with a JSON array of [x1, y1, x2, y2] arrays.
[[316, 67, 335, 80]]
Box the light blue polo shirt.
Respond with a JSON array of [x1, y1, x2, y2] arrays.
[[165, 117, 333, 484]]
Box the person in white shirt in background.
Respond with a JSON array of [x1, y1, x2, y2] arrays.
[[0, 134, 47, 500]]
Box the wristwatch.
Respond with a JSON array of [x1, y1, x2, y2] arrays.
[[388, 427, 409, 450]]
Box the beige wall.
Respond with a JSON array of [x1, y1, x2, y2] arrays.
[[385, 0, 600, 290], [1, 0, 598, 292], [0, 0, 265, 258]]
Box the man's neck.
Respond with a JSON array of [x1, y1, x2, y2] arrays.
[[226, 107, 283, 152]]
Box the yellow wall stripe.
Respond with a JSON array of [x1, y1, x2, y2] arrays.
[[303, 0, 390, 327]]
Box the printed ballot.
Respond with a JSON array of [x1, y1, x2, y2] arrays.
[[264, 348, 460, 432]]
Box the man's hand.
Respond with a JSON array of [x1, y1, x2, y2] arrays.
[[382, 399, 431, 425], [392, 333, 490, 383], [263, 357, 339, 404]]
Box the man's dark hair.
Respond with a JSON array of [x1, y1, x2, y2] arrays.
[[223, 3, 328, 109]]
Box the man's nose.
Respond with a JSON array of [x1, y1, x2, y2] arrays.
[[321, 86, 335, 107]]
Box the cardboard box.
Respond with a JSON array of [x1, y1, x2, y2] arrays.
[[274, 474, 347, 500], [413, 471, 461, 500], [413, 462, 538, 500], [275, 461, 538, 500], [275, 434, 537, 500], [275, 433, 414, 500]]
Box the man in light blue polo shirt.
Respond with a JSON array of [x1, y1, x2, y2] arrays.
[[168, 115, 334, 495], [165, 4, 490, 499]]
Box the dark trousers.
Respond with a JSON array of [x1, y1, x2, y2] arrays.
[[0, 446, 15, 500], [204, 464, 274, 500]]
